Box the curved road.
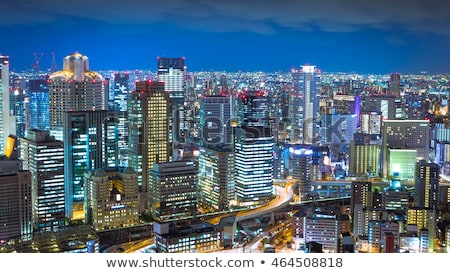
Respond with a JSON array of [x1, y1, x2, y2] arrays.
[[208, 185, 293, 225]]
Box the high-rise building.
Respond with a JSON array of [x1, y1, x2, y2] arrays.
[[157, 57, 186, 148], [236, 91, 270, 128], [290, 65, 321, 144], [149, 161, 197, 223], [199, 95, 232, 147], [198, 145, 234, 212], [29, 79, 50, 131], [382, 120, 430, 178], [84, 167, 139, 231], [389, 73, 401, 96], [10, 76, 28, 139], [48, 52, 106, 141], [234, 126, 274, 206], [128, 81, 170, 202], [111, 72, 131, 166], [0, 170, 32, 242], [63, 110, 119, 219], [415, 160, 439, 209], [20, 129, 65, 231], [361, 95, 403, 120], [0, 56, 15, 152], [349, 141, 380, 177], [112, 72, 130, 112], [290, 147, 312, 197]]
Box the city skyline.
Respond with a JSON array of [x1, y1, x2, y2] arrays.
[[2, 0, 450, 74]]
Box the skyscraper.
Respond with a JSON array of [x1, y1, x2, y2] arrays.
[[200, 95, 232, 147], [236, 91, 270, 128], [48, 52, 106, 141], [128, 80, 170, 210], [234, 126, 274, 206], [290, 65, 321, 144], [157, 57, 186, 149], [63, 110, 119, 219], [0, 56, 15, 152], [29, 79, 50, 131], [20, 129, 65, 231]]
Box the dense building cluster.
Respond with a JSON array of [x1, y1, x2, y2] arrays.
[[1, 53, 450, 253]]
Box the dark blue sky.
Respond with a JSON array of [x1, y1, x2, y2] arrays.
[[2, 0, 450, 74]]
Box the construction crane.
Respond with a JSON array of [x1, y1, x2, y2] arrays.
[[51, 51, 57, 72], [31, 52, 43, 80]]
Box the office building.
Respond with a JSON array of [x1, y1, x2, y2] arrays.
[[63, 110, 119, 219], [157, 57, 186, 147], [128, 80, 170, 203], [388, 149, 417, 181], [29, 79, 50, 131], [382, 119, 429, 178], [48, 52, 106, 141], [236, 90, 270, 128], [290, 147, 312, 197], [361, 95, 402, 120], [20, 129, 65, 231], [84, 167, 139, 231], [349, 142, 380, 177], [234, 126, 274, 206], [198, 145, 234, 212], [149, 161, 197, 223], [199, 95, 232, 147], [290, 65, 321, 144], [0, 170, 32, 242]]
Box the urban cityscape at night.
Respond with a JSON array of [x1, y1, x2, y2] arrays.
[[1, 0, 450, 256]]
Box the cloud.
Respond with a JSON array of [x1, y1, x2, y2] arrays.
[[1, 0, 450, 35]]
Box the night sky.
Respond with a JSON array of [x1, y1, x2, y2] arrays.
[[2, 0, 450, 74]]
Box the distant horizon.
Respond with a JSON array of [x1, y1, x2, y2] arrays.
[[3, 52, 449, 76], [2, 1, 450, 76]]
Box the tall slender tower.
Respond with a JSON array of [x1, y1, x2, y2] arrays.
[[290, 65, 321, 144], [128, 80, 170, 210], [48, 52, 106, 141], [0, 56, 15, 152], [157, 57, 186, 152]]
